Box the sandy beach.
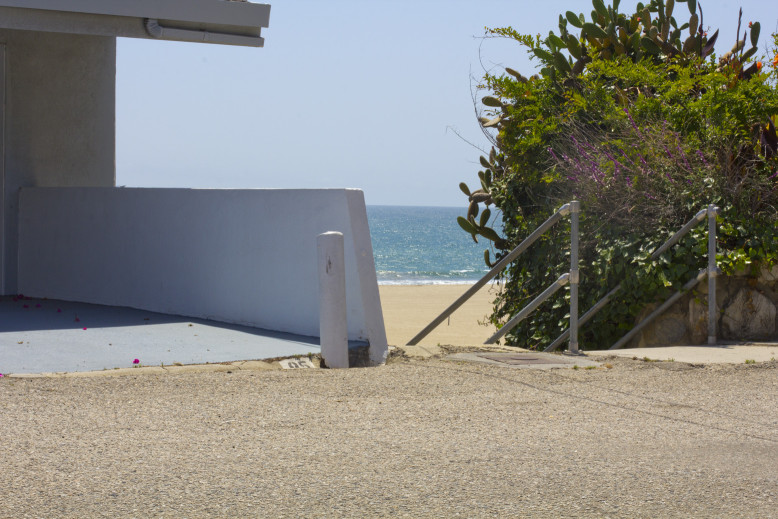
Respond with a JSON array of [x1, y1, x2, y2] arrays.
[[379, 284, 499, 347]]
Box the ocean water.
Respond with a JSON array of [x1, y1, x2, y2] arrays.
[[367, 206, 500, 285]]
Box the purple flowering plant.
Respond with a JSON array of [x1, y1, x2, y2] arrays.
[[460, 0, 778, 348]]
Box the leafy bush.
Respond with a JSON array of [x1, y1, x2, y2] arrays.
[[461, 0, 778, 349]]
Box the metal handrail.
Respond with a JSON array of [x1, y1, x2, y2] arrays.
[[545, 205, 719, 352], [485, 273, 569, 344], [609, 268, 720, 350], [485, 203, 581, 350], [409, 202, 717, 353], [407, 201, 578, 348]]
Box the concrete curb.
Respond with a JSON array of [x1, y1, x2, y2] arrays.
[[446, 351, 601, 370], [587, 343, 778, 364], [3, 358, 291, 378]]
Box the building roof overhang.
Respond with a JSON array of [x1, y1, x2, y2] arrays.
[[0, 0, 270, 47]]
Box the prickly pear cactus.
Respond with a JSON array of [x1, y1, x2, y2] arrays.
[[457, 147, 509, 266], [463, 0, 766, 261], [514, 0, 761, 81]]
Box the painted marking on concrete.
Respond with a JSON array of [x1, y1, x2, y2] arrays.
[[279, 358, 316, 370]]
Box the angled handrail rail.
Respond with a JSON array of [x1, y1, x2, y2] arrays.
[[485, 273, 570, 344], [545, 205, 719, 352], [485, 201, 581, 350], [609, 267, 720, 350], [407, 201, 579, 349]]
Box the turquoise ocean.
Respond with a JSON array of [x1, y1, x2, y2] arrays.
[[367, 206, 500, 285]]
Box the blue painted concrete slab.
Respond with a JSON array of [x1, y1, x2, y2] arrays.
[[1, 296, 325, 374]]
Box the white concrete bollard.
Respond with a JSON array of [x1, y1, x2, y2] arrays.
[[317, 232, 349, 369]]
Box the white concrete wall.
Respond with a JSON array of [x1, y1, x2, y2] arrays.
[[18, 188, 387, 357], [0, 29, 116, 295]]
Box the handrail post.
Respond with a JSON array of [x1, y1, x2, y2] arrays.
[[708, 205, 718, 345], [569, 201, 580, 354]]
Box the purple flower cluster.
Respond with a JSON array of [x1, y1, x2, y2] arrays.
[[548, 108, 715, 207]]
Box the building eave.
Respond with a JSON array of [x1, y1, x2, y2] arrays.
[[0, 0, 270, 47]]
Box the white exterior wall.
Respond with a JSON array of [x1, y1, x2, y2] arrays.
[[0, 29, 116, 294], [17, 188, 387, 356]]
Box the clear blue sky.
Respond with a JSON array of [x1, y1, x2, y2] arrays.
[[116, 0, 776, 207]]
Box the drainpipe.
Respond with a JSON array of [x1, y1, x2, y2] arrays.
[[144, 19, 263, 47]]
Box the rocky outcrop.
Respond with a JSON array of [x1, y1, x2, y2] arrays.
[[758, 265, 778, 284], [721, 288, 776, 340], [627, 265, 778, 347], [688, 298, 709, 345]]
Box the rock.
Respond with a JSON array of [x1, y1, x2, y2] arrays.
[[758, 264, 778, 284], [636, 311, 688, 348], [631, 304, 657, 348], [652, 314, 688, 345], [399, 344, 443, 359], [688, 298, 709, 345], [721, 288, 777, 340], [699, 277, 742, 312]]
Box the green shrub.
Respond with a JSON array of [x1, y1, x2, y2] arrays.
[[462, 0, 778, 349]]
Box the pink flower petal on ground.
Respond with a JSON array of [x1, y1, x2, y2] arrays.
[[0, 373, 4, 378], [133, 359, 140, 364], [83, 327, 87, 331]]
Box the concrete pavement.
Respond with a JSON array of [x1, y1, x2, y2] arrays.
[[3, 290, 776, 377], [1, 295, 324, 374], [586, 343, 778, 364]]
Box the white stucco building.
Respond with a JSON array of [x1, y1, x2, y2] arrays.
[[0, 0, 388, 367]]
